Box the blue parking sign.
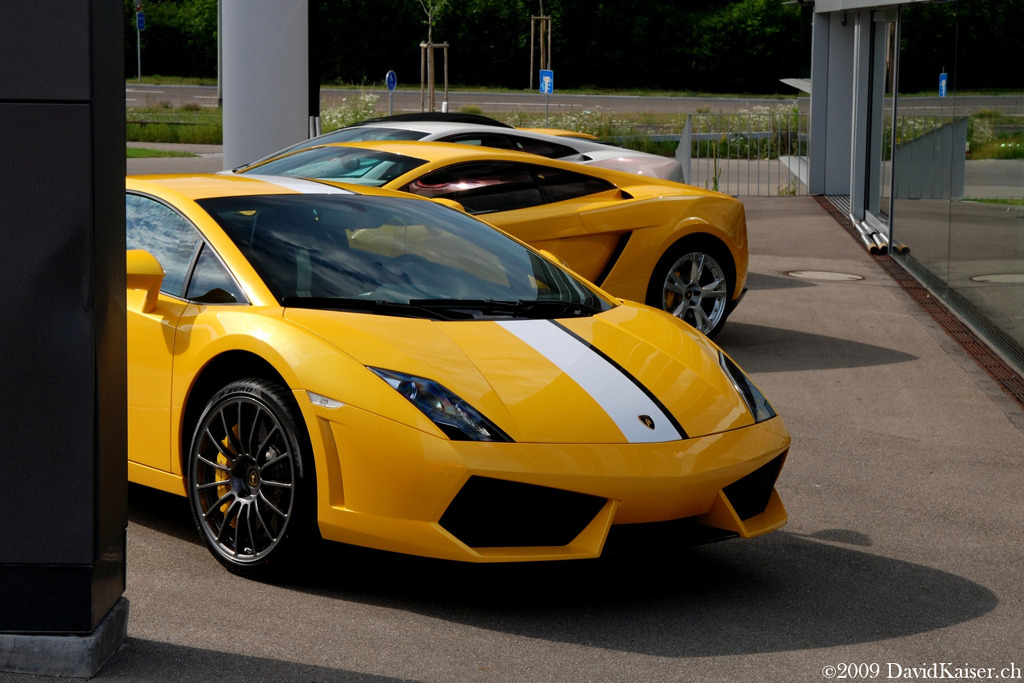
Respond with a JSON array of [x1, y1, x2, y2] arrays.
[[136, 12, 145, 31], [539, 69, 553, 94]]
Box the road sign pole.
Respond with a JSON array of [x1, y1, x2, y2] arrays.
[[135, 11, 144, 82], [386, 70, 397, 116], [539, 69, 554, 127]]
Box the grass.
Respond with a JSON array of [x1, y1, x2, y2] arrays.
[[127, 121, 222, 144], [127, 147, 197, 158], [127, 75, 217, 87], [967, 198, 1024, 206], [127, 101, 222, 144], [970, 139, 1024, 160]]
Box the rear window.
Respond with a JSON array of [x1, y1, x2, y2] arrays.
[[402, 162, 615, 214]]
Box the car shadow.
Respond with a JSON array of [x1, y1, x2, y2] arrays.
[[126, 485, 996, 658], [745, 271, 816, 291], [127, 483, 195, 542], [715, 322, 917, 373], [272, 531, 995, 658], [100, 637, 403, 682]]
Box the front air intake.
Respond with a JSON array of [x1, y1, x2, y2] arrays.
[[439, 476, 606, 548], [723, 453, 785, 520]]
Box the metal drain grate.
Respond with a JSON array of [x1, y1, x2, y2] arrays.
[[815, 196, 1024, 410]]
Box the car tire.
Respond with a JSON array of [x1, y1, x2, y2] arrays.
[[646, 241, 733, 338], [187, 378, 314, 578]]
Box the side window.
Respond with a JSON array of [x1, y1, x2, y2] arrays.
[[440, 132, 518, 151], [534, 166, 616, 203], [401, 162, 544, 214], [505, 135, 579, 160], [186, 245, 245, 304], [439, 133, 579, 159], [126, 193, 201, 297]]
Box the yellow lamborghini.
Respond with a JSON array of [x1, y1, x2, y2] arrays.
[[238, 140, 748, 337], [126, 173, 787, 577]]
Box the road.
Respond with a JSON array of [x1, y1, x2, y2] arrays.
[[126, 83, 806, 114], [126, 83, 1024, 116]]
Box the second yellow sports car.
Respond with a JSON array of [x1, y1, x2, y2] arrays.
[[238, 140, 748, 337], [127, 174, 787, 578]]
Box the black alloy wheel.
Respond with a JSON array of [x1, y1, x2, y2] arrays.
[[187, 378, 313, 577]]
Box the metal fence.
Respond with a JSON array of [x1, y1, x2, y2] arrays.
[[681, 111, 809, 197], [632, 111, 810, 197]]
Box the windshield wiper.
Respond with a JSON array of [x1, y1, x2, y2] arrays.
[[280, 297, 470, 321], [281, 297, 605, 320], [408, 298, 605, 319]]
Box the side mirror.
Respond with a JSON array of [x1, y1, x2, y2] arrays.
[[126, 249, 164, 313], [539, 249, 570, 268], [430, 197, 467, 213]]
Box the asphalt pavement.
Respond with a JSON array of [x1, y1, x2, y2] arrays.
[[11, 154, 1023, 681]]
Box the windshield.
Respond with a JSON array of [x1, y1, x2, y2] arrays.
[[196, 194, 612, 318], [241, 146, 428, 187], [237, 128, 429, 170]]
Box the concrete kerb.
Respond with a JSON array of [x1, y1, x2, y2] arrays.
[[0, 598, 129, 679]]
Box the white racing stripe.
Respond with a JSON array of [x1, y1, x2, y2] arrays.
[[240, 174, 354, 195], [497, 319, 683, 443]]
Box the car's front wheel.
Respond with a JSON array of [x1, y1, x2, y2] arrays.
[[647, 243, 733, 337], [187, 378, 313, 578]]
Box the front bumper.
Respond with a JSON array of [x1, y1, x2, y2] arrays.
[[303, 398, 789, 562]]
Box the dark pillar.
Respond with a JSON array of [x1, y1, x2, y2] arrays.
[[309, 0, 321, 123], [0, 1, 128, 677]]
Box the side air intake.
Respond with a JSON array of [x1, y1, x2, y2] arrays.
[[723, 453, 785, 520]]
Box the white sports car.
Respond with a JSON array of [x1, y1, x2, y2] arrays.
[[235, 113, 683, 181]]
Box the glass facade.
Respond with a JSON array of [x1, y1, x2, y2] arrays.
[[889, 2, 1024, 372]]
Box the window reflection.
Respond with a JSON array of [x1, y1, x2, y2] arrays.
[[126, 193, 201, 297], [186, 245, 244, 304], [891, 2, 1024, 368]]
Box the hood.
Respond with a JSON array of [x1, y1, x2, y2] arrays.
[[284, 303, 753, 444]]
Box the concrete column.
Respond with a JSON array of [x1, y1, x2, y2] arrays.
[[0, 0, 128, 677], [222, 0, 309, 169], [809, 10, 856, 196]]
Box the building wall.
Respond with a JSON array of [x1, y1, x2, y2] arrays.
[[810, 0, 1024, 373]]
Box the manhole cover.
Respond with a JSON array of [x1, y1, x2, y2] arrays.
[[970, 273, 1024, 284], [786, 270, 864, 282]]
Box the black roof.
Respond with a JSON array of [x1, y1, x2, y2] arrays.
[[353, 112, 514, 129]]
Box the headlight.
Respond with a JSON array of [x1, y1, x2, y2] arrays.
[[718, 351, 777, 423], [369, 368, 512, 442]]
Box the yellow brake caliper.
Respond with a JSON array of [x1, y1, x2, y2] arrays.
[[217, 424, 241, 523]]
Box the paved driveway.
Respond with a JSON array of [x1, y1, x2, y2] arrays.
[[15, 196, 1020, 683]]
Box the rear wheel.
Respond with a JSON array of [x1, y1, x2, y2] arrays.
[[187, 378, 313, 578], [647, 243, 733, 337]]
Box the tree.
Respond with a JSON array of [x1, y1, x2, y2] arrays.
[[419, 0, 451, 43], [418, 0, 451, 110]]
